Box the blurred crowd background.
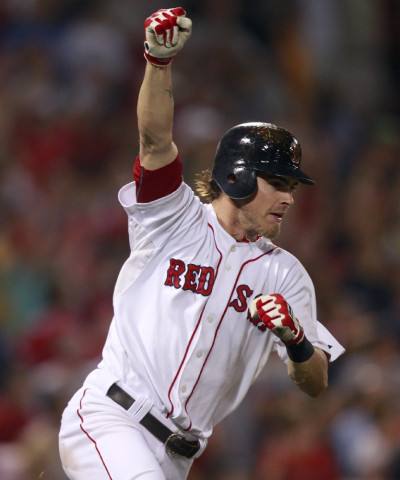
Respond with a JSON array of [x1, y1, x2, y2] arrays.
[[0, 0, 399, 479]]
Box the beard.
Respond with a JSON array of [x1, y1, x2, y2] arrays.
[[240, 212, 281, 241], [265, 223, 281, 240]]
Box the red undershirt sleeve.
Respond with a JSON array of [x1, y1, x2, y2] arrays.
[[133, 155, 183, 202]]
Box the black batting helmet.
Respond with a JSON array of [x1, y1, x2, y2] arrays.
[[212, 122, 314, 200]]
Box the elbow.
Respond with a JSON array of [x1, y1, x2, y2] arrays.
[[139, 132, 169, 154], [139, 123, 174, 154], [140, 135, 177, 158]]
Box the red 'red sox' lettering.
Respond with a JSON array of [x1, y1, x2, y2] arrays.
[[228, 285, 254, 312], [165, 258, 215, 296], [164, 258, 186, 288]]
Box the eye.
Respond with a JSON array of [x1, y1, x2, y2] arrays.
[[264, 176, 298, 191], [269, 179, 289, 190], [267, 178, 283, 187]]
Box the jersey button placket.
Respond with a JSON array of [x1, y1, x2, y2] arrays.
[[224, 244, 236, 271]]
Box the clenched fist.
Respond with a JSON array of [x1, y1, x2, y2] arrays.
[[144, 7, 192, 66], [249, 293, 305, 345]]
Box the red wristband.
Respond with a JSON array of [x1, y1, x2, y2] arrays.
[[133, 155, 182, 202]]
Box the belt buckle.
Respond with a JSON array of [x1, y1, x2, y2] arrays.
[[165, 432, 200, 459], [165, 433, 184, 457]]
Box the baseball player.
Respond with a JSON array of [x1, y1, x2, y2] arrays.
[[59, 7, 344, 480]]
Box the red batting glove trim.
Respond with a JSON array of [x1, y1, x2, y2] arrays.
[[133, 155, 183, 202], [145, 7, 186, 27], [167, 7, 186, 16], [143, 51, 172, 66], [256, 294, 304, 345]]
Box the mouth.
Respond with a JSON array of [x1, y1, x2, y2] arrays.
[[268, 212, 284, 223]]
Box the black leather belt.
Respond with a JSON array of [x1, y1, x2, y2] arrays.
[[106, 383, 200, 459]]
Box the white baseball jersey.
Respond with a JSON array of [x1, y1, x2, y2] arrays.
[[84, 170, 344, 442]]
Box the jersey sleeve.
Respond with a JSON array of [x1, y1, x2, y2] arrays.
[[118, 177, 203, 252], [118, 153, 205, 252], [271, 255, 345, 363]]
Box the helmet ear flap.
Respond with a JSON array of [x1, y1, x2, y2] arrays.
[[215, 166, 257, 200]]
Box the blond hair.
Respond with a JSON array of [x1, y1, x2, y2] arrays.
[[193, 169, 221, 203]]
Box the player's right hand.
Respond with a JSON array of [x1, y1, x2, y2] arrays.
[[144, 7, 192, 67]]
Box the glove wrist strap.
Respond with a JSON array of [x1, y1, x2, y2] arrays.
[[144, 51, 172, 67], [286, 337, 314, 363]]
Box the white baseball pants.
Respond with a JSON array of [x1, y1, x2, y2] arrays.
[[59, 386, 195, 480]]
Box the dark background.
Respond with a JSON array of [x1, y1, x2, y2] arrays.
[[0, 1, 399, 478]]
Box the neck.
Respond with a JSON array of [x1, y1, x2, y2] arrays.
[[212, 195, 254, 242]]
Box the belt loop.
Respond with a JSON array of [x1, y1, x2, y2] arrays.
[[106, 383, 200, 459], [106, 382, 152, 423], [126, 394, 152, 423]]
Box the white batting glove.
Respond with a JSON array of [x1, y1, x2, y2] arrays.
[[144, 7, 192, 67], [249, 293, 305, 345]]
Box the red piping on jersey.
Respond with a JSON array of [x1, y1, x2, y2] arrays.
[[166, 223, 223, 418], [77, 388, 113, 480], [183, 248, 276, 431]]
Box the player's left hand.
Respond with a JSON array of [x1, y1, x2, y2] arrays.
[[144, 7, 192, 66], [249, 293, 305, 345]]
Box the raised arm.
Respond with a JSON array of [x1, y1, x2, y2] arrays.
[[138, 7, 192, 170], [138, 64, 176, 170]]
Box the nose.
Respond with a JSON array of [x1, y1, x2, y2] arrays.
[[281, 191, 295, 205]]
